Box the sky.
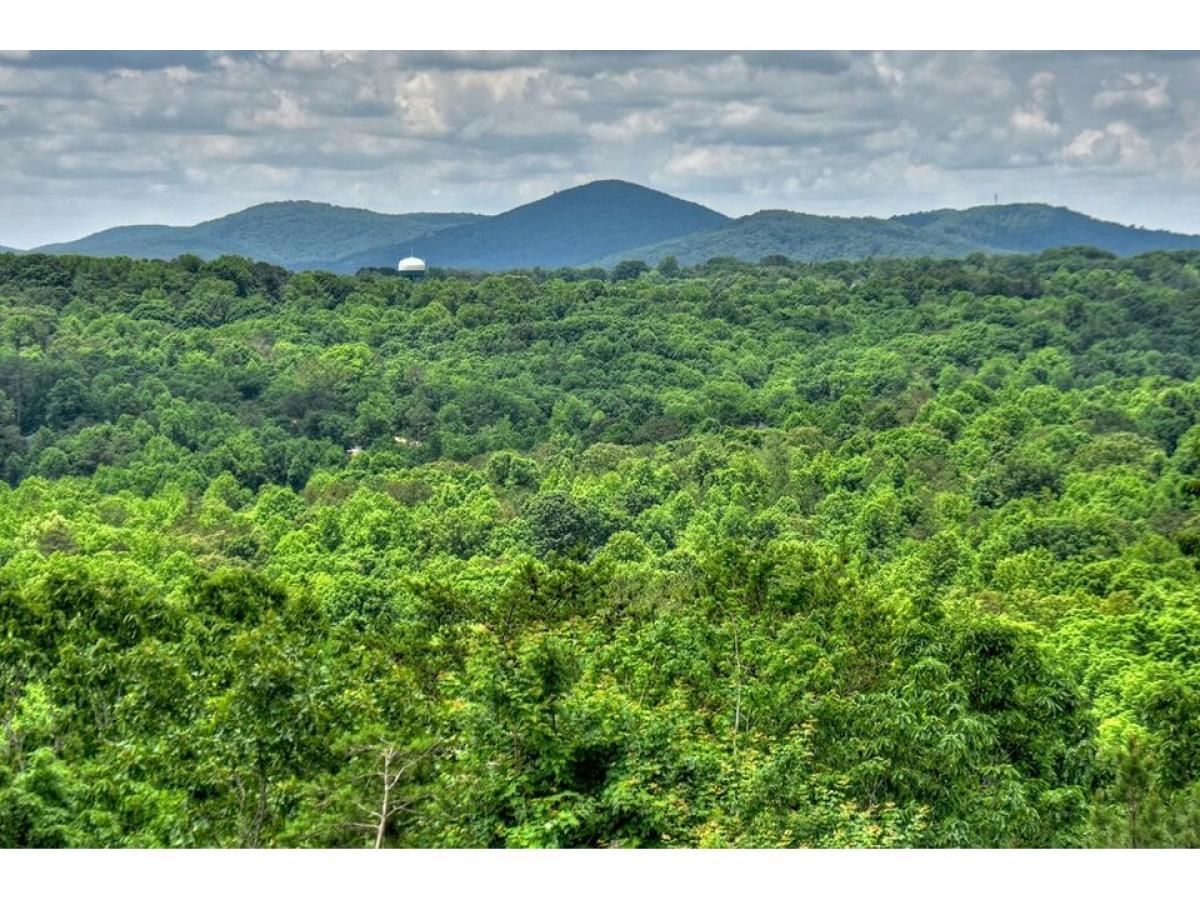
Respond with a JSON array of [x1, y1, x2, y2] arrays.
[[1, 50, 1199, 248]]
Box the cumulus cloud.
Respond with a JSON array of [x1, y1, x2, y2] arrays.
[[1061, 121, 1156, 170], [1012, 108, 1060, 138], [1093, 72, 1173, 114], [1, 50, 1198, 246]]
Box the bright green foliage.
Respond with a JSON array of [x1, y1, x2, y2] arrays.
[[3, 248, 1200, 846]]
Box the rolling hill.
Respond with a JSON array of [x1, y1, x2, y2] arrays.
[[330, 180, 731, 272], [26, 185, 1200, 273], [598, 203, 1200, 266], [891, 203, 1200, 256], [591, 210, 981, 267], [35, 202, 483, 270], [0, 245, 21, 255]]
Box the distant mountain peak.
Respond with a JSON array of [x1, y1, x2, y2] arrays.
[[25, 181, 1200, 273], [898, 201, 1061, 216], [568, 178, 681, 193], [334, 179, 731, 272], [562, 178, 656, 189]]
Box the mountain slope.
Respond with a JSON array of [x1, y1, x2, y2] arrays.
[[592, 210, 982, 266], [333, 180, 731, 272], [894, 203, 1200, 256], [0, 246, 21, 255], [38, 224, 228, 260], [599, 203, 1200, 266], [36, 202, 484, 269]]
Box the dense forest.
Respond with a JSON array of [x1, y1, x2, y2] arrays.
[[2, 246, 1200, 847]]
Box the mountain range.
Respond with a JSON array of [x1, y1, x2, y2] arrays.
[[31, 203, 483, 271], [7, 180, 1200, 271], [591, 203, 1200, 267]]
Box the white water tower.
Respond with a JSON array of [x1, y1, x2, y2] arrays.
[[398, 254, 426, 278]]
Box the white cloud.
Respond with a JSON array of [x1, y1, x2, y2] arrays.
[[1061, 120, 1156, 169], [1, 50, 1199, 246], [664, 145, 761, 178], [1012, 107, 1061, 138], [1093, 73, 1172, 114], [228, 91, 315, 131], [1172, 129, 1200, 180]]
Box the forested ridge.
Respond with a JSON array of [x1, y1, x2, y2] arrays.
[[3, 246, 1200, 847], [27, 181, 1200, 274], [592, 204, 1200, 268], [32, 203, 484, 272]]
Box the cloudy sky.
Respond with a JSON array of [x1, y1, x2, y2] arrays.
[[1, 50, 1199, 247]]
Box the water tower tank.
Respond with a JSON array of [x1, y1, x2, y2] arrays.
[[398, 255, 426, 275]]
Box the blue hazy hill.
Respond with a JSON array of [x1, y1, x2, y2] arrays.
[[36, 201, 483, 270]]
